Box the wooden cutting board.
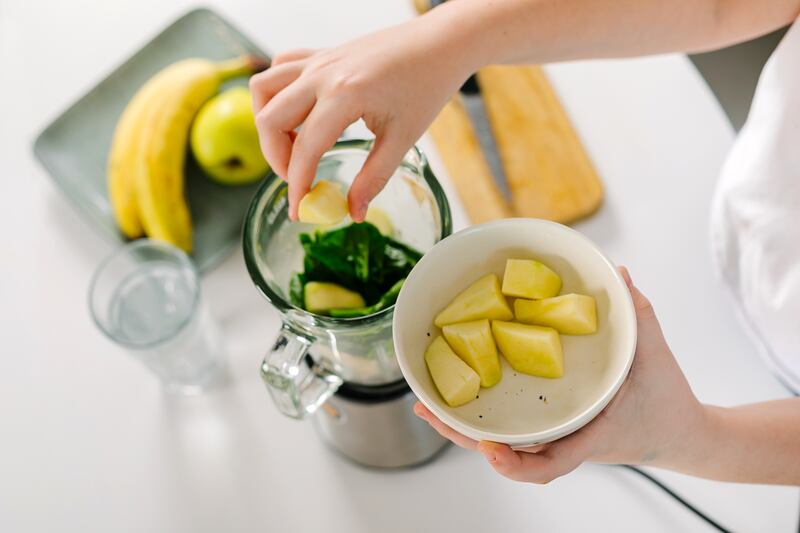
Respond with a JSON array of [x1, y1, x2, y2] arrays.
[[426, 94, 512, 223], [414, 0, 603, 224], [428, 65, 603, 225]]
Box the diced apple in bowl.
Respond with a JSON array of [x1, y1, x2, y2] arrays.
[[501, 259, 561, 300], [422, 257, 599, 408], [491, 320, 564, 378], [425, 336, 481, 407], [515, 293, 597, 335], [442, 319, 502, 388], [434, 274, 513, 328]]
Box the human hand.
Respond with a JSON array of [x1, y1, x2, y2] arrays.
[[249, 12, 475, 221], [414, 266, 708, 484]]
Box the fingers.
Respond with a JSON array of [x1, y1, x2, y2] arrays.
[[478, 431, 591, 484], [617, 266, 666, 351], [287, 99, 360, 219], [250, 61, 307, 116], [271, 48, 317, 67], [254, 82, 316, 182], [347, 133, 409, 221], [618, 265, 633, 288], [413, 402, 479, 451]]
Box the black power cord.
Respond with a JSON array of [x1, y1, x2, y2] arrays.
[[621, 386, 800, 532], [619, 465, 734, 533]]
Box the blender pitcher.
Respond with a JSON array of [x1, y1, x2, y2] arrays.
[[243, 139, 452, 467]]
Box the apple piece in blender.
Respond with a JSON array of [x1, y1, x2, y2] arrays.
[[364, 207, 393, 236], [190, 87, 270, 185], [425, 336, 481, 407], [501, 259, 562, 300], [298, 181, 349, 225], [515, 293, 597, 335], [434, 274, 513, 328], [491, 320, 563, 378], [304, 282, 365, 313], [442, 319, 502, 388]]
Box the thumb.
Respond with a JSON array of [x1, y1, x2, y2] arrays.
[[618, 266, 666, 351], [347, 133, 409, 221]]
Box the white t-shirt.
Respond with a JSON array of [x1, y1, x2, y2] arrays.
[[711, 19, 800, 393]]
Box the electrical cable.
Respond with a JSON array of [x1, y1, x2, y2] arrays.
[[618, 465, 733, 533]]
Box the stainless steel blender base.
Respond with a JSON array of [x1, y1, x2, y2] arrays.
[[312, 388, 449, 469]]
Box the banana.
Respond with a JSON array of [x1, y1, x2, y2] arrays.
[[107, 70, 165, 238], [108, 55, 267, 249]]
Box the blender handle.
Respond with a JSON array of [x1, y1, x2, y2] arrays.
[[260, 324, 343, 419]]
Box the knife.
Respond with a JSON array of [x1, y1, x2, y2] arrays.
[[416, 0, 604, 224], [427, 0, 512, 201], [458, 74, 512, 200]]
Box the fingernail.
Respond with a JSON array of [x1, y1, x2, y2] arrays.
[[356, 203, 368, 222], [620, 267, 632, 288]]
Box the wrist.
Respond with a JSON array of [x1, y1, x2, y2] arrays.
[[652, 403, 724, 474], [421, 0, 510, 75]]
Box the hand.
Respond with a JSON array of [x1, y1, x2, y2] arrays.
[[414, 266, 708, 484], [249, 13, 474, 221]]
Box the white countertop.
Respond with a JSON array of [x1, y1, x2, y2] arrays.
[[1, 1, 797, 532]]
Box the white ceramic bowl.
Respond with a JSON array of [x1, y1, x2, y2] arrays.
[[393, 219, 637, 447]]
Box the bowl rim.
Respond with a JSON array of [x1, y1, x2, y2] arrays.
[[393, 218, 637, 446]]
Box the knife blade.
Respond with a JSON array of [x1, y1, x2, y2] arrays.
[[425, 0, 511, 202], [459, 74, 512, 201]]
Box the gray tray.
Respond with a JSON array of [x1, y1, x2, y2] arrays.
[[33, 7, 270, 272]]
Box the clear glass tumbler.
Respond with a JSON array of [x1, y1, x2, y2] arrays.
[[89, 240, 226, 394]]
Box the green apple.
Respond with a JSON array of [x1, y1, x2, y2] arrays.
[[191, 87, 269, 185]]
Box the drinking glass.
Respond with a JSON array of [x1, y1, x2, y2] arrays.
[[89, 239, 226, 393]]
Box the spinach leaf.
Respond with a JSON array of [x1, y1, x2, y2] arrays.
[[288, 272, 306, 308], [290, 222, 422, 316]]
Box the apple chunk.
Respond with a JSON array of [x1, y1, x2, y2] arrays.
[[364, 207, 393, 236], [304, 282, 365, 313], [298, 181, 349, 225], [501, 259, 562, 299], [515, 293, 597, 335], [491, 321, 563, 378], [443, 320, 502, 387], [434, 274, 513, 328], [425, 336, 481, 407]]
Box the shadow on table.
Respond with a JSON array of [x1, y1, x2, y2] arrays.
[[322, 446, 504, 533]]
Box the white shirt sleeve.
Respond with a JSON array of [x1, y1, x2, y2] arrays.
[[711, 19, 800, 393]]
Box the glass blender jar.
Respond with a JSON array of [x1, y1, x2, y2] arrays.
[[243, 139, 452, 467]]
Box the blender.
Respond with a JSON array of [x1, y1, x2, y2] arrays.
[[242, 139, 452, 467]]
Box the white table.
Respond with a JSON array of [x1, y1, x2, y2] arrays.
[[1, 1, 797, 532]]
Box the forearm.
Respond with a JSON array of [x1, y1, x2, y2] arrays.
[[426, 0, 799, 70], [664, 399, 800, 485]]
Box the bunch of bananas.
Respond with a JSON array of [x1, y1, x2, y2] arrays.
[[107, 55, 267, 252]]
